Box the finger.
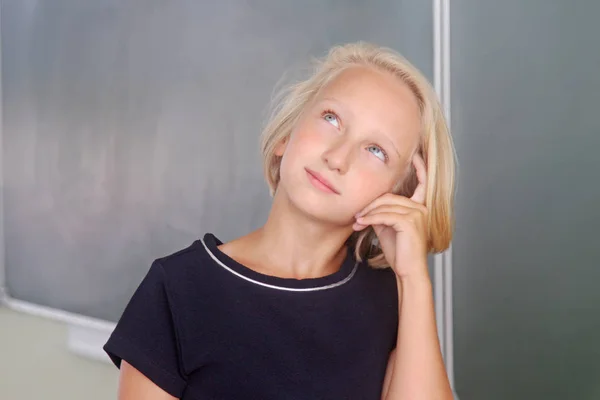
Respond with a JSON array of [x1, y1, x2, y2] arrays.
[[357, 193, 425, 218], [356, 212, 414, 231], [352, 217, 376, 231], [353, 208, 401, 230], [359, 204, 413, 219], [410, 153, 428, 205], [354, 206, 411, 231], [352, 221, 369, 231], [355, 207, 426, 225], [356, 193, 415, 218]]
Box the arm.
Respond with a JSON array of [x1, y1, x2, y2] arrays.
[[382, 270, 453, 400], [118, 361, 178, 400], [103, 261, 188, 398], [355, 155, 453, 399]]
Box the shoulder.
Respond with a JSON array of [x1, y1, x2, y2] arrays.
[[356, 262, 398, 290], [149, 234, 219, 297], [155, 233, 217, 273], [350, 262, 399, 345], [155, 239, 204, 272], [352, 262, 399, 309]]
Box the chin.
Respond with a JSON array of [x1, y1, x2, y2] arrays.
[[283, 182, 354, 226]]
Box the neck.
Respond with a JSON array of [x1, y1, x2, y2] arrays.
[[249, 189, 354, 279]]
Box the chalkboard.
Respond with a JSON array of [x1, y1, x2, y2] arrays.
[[1, 0, 433, 322]]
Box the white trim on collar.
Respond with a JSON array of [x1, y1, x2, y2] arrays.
[[200, 238, 358, 292]]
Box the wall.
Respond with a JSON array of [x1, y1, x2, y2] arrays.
[[0, 306, 117, 400]]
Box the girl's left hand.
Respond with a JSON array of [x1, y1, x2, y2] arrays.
[[353, 154, 429, 280]]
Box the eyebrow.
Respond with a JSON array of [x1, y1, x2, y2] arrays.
[[319, 97, 348, 111], [375, 131, 402, 159]]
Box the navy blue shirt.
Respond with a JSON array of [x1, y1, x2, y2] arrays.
[[104, 233, 399, 399]]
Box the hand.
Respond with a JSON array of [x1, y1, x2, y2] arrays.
[[353, 154, 429, 280]]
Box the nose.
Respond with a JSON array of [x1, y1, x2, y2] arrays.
[[321, 138, 354, 174]]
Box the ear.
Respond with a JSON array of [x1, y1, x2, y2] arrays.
[[274, 136, 289, 157]]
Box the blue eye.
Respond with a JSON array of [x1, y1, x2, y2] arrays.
[[367, 145, 388, 162], [323, 111, 340, 128]]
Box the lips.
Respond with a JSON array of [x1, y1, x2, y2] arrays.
[[305, 168, 340, 194]]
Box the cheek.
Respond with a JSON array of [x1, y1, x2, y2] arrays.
[[285, 123, 327, 162], [350, 168, 395, 207]]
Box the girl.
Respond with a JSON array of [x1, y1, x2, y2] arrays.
[[104, 42, 455, 400]]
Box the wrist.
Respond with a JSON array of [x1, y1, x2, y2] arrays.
[[396, 269, 432, 290], [395, 260, 430, 282], [396, 273, 434, 311]]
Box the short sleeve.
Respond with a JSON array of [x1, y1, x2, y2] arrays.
[[103, 260, 187, 397]]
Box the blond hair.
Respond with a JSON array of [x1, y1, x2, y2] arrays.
[[260, 42, 456, 268]]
